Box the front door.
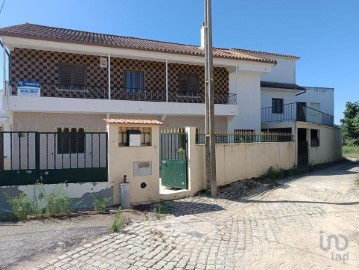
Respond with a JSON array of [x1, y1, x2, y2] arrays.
[[297, 128, 308, 167]]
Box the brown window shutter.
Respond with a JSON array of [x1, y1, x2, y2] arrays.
[[59, 64, 72, 86], [73, 65, 86, 86]]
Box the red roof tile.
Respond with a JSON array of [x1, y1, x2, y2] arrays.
[[231, 48, 300, 59], [104, 119, 163, 125], [0, 23, 276, 64]]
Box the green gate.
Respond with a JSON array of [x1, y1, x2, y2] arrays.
[[160, 130, 188, 189], [0, 131, 108, 186]]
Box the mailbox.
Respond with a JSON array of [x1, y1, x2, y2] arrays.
[[127, 130, 141, 146]]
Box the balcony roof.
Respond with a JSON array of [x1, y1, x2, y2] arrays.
[[261, 81, 306, 91], [0, 23, 276, 64]]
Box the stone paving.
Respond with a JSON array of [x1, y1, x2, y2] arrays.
[[12, 162, 359, 270]]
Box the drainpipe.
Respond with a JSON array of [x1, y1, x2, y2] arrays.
[[165, 59, 168, 102], [295, 87, 307, 96], [108, 53, 111, 100]]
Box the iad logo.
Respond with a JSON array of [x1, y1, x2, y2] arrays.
[[320, 231, 349, 261]]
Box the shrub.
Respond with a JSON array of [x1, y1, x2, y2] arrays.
[[7, 192, 35, 220], [262, 166, 283, 180], [112, 209, 126, 232], [45, 185, 72, 217], [154, 201, 168, 219], [90, 194, 111, 213]]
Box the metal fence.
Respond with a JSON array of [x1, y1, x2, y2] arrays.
[[196, 131, 293, 144], [0, 131, 108, 186], [261, 102, 334, 126]]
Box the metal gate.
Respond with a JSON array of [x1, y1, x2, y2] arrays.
[[0, 131, 108, 186], [160, 130, 188, 189]]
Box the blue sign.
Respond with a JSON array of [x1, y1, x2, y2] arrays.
[[17, 81, 41, 96]]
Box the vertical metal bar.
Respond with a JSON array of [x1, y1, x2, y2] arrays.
[[61, 131, 64, 169], [84, 133, 87, 169], [18, 132, 21, 170], [76, 131, 79, 169], [54, 133, 56, 169], [69, 130, 72, 169], [98, 133, 101, 168], [105, 133, 108, 169], [10, 132, 13, 170], [26, 132, 29, 169], [91, 133, 94, 168], [46, 133, 49, 169], [35, 132, 40, 171]]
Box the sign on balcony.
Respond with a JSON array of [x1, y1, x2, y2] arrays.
[[17, 81, 41, 96]]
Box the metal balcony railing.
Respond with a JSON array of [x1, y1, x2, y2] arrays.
[[261, 102, 334, 126], [5, 82, 237, 105]]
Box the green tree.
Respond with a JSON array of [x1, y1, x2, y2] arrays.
[[341, 101, 359, 145]]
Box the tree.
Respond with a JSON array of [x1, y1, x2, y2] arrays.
[[341, 101, 359, 145]]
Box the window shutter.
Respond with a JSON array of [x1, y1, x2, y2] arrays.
[[59, 64, 72, 86], [73, 65, 86, 87]]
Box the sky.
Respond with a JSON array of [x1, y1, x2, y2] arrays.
[[0, 0, 358, 124]]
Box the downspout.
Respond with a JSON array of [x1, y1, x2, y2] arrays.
[[295, 87, 307, 96]]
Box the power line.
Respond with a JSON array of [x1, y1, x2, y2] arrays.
[[0, 0, 5, 15]]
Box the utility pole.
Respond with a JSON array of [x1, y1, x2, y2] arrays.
[[204, 0, 217, 197]]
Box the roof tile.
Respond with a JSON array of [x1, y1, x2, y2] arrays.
[[0, 23, 276, 64], [104, 119, 163, 125]]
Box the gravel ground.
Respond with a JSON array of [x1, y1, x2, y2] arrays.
[[0, 211, 148, 269]]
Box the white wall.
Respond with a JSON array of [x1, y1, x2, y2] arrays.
[[228, 72, 261, 132], [296, 87, 334, 117], [261, 88, 297, 108], [260, 56, 297, 84]]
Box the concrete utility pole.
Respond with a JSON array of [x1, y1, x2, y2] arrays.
[[204, 0, 217, 197]]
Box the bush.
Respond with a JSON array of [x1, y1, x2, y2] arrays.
[[45, 185, 72, 217], [112, 209, 126, 232], [90, 194, 111, 213], [262, 166, 283, 180], [7, 192, 35, 220]]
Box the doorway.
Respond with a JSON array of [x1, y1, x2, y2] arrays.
[[297, 128, 308, 167]]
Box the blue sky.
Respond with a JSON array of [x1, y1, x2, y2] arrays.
[[1, 0, 358, 123]]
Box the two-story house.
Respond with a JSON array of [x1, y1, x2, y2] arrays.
[[0, 23, 340, 176]]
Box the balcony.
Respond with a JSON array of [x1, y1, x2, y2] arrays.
[[3, 82, 238, 116], [5, 82, 237, 105], [261, 102, 334, 126]]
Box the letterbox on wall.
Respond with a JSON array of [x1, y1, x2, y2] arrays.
[[127, 130, 141, 146]]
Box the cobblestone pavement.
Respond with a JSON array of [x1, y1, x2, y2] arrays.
[[12, 162, 359, 270]]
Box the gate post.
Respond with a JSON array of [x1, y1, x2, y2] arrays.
[[185, 126, 205, 195]]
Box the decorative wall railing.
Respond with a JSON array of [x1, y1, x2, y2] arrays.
[[261, 102, 334, 126], [195, 131, 293, 144], [5, 82, 237, 105]]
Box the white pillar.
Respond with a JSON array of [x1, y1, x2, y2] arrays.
[[165, 60, 168, 102], [108, 53, 111, 100], [2, 42, 6, 94]]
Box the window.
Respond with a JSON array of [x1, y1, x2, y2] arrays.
[[124, 70, 144, 91], [118, 127, 151, 146], [58, 63, 86, 89], [178, 73, 199, 93], [57, 128, 85, 154], [272, 98, 284, 113], [310, 129, 320, 147]]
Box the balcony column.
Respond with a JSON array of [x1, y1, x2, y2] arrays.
[[108, 53, 111, 100], [2, 41, 6, 95], [165, 59, 168, 102]]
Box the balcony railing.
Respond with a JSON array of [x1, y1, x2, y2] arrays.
[[5, 82, 237, 105], [261, 102, 334, 126]]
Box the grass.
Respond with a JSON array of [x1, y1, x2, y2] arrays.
[[154, 201, 169, 219], [342, 145, 359, 160], [112, 209, 126, 232], [355, 176, 359, 186]]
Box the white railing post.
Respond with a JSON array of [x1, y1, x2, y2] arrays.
[[165, 59, 168, 102]]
